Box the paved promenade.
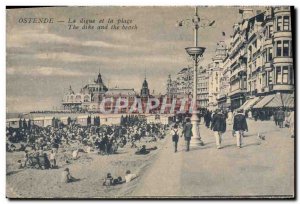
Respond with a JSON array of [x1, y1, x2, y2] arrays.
[[131, 119, 294, 198]]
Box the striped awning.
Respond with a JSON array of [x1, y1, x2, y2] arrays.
[[265, 93, 294, 108], [239, 100, 250, 110], [253, 95, 275, 108], [243, 97, 261, 110], [282, 93, 294, 108]]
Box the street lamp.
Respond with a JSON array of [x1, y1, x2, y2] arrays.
[[178, 7, 215, 146]]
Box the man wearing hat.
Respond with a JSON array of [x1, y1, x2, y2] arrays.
[[211, 109, 226, 149], [277, 107, 285, 128], [233, 108, 248, 148], [182, 117, 193, 151]]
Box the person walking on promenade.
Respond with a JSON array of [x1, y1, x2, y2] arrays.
[[211, 109, 226, 149], [287, 110, 294, 138], [227, 110, 233, 125], [171, 124, 180, 153], [182, 118, 193, 152], [233, 109, 248, 148], [277, 107, 285, 128], [204, 111, 212, 128], [274, 108, 279, 126]]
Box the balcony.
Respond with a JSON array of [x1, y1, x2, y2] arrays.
[[272, 84, 294, 91], [273, 31, 292, 39], [273, 56, 293, 64], [253, 48, 261, 60], [263, 38, 272, 46], [231, 66, 246, 79], [263, 62, 273, 71], [261, 86, 272, 93], [274, 6, 291, 14], [228, 88, 247, 97]]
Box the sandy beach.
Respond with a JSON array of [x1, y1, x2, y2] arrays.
[[6, 136, 167, 198]]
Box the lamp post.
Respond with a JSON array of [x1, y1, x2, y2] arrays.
[[178, 7, 215, 146]]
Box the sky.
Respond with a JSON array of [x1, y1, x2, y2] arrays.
[[6, 6, 266, 113]]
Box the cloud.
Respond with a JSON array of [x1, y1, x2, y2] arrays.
[[7, 66, 88, 77], [6, 95, 59, 113], [7, 28, 132, 50], [82, 40, 128, 49], [35, 52, 100, 63], [34, 50, 186, 66], [7, 29, 78, 48]]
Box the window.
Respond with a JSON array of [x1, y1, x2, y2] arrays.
[[268, 47, 273, 61], [248, 46, 252, 61], [276, 41, 282, 56], [282, 66, 289, 84], [283, 16, 290, 31], [277, 16, 282, 31], [283, 40, 290, 56], [276, 66, 282, 84], [268, 71, 273, 84], [84, 95, 90, 102], [253, 40, 257, 49], [268, 25, 273, 38]]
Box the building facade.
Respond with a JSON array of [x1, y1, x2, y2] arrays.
[[227, 9, 251, 109], [167, 6, 294, 111], [62, 72, 152, 112], [216, 6, 294, 110], [166, 65, 209, 108], [166, 74, 177, 98], [197, 67, 209, 108], [208, 40, 227, 110], [217, 53, 231, 109]]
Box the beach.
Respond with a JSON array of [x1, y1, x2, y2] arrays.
[[6, 136, 167, 198]]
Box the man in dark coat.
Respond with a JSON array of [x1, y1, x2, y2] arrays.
[[233, 109, 248, 148], [211, 109, 226, 149], [182, 118, 193, 151], [277, 107, 285, 128], [204, 111, 211, 128]]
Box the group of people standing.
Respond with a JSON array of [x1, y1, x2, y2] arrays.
[[171, 118, 193, 152], [204, 108, 248, 149], [171, 108, 248, 151]]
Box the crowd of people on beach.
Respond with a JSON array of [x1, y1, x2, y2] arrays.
[[6, 115, 167, 172]]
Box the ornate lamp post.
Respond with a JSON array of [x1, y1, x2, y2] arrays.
[[178, 7, 215, 146]]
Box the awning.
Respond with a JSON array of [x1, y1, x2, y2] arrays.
[[265, 93, 294, 108], [265, 95, 282, 108], [243, 97, 261, 110], [282, 93, 294, 108], [253, 95, 275, 108], [239, 100, 251, 110]]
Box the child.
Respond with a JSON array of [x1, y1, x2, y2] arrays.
[[103, 173, 114, 186], [61, 168, 75, 183], [49, 150, 56, 168], [17, 160, 23, 169], [171, 124, 179, 153]]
